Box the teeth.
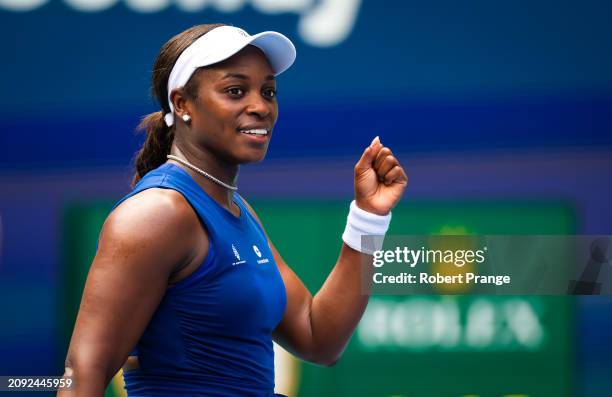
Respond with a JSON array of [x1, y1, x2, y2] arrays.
[[241, 129, 268, 136]]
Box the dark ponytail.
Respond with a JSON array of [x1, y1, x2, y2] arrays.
[[131, 23, 226, 187], [131, 111, 174, 186]]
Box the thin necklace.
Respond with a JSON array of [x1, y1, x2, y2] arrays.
[[167, 155, 238, 191]]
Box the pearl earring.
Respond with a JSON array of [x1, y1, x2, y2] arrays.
[[182, 114, 191, 123]]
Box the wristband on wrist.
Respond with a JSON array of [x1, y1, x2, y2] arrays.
[[342, 200, 392, 254]]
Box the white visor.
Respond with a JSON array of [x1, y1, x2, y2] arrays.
[[164, 25, 296, 126]]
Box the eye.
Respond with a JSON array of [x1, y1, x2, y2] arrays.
[[227, 87, 244, 97], [262, 88, 277, 99]]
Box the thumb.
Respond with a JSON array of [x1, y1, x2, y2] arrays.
[[355, 136, 381, 174]]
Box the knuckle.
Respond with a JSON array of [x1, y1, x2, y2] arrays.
[[383, 156, 396, 165]]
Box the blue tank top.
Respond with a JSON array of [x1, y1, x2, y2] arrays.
[[116, 163, 287, 396]]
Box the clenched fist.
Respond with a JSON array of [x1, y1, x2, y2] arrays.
[[354, 136, 408, 215]]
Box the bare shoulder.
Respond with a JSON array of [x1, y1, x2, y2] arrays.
[[97, 188, 202, 275], [106, 188, 198, 235]]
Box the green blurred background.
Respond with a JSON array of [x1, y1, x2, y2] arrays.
[[64, 200, 574, 396], [2, 1, 611, 396]]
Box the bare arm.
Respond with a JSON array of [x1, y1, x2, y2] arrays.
[[271, 240, 369, 366], [59, 189, 204, 396], [245, 137, 408, 366]]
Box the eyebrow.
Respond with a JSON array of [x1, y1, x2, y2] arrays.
[[221, 73, 275, 81]]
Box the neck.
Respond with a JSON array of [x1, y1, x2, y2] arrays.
[[169, 144, 239, 211]]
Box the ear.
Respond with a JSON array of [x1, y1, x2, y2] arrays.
[[169, 88, 192, 120]]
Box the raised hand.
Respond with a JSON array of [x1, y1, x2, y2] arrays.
[[353, 136, 408, 215]]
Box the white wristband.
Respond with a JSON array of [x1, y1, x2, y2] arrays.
[[342, 200, 392, 254]]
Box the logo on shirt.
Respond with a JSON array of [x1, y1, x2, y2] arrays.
[[253, 244, 270, 264], [231, 244, 246, 266], [231, 243, 269, 266]]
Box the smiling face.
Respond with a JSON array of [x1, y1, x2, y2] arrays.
[[177, 45, 278, 165]]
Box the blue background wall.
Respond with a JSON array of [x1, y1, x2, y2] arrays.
[[0, 0, 611, 395]]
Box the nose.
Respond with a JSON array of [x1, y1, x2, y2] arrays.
[[245, 93, 272, 119]]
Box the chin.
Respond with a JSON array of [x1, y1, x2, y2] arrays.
[[237, 149, 268, 164]]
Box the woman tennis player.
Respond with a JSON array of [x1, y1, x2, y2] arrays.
[[60, 24, 407, 396]]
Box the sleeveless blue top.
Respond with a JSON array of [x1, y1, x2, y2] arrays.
[[117, 163, 287, 396]]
